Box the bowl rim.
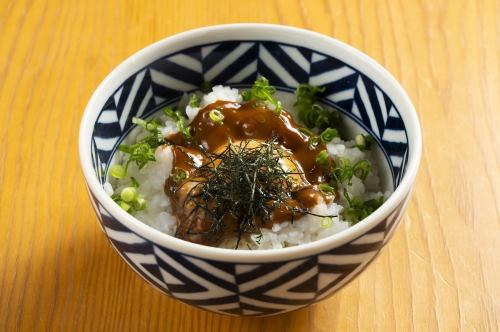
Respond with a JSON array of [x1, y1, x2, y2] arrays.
[[79, 23, 421, 263]]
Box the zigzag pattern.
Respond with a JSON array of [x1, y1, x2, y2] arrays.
[[88, 41, 410, 315], [87, 190, 407, 316], [91, 41, 409, 186]]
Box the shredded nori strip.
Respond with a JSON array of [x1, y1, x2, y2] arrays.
[[179, 138, 331, 248]]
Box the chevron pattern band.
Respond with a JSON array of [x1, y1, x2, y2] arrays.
[[91, 41, 408, 187], [88, 190, 407, 316]]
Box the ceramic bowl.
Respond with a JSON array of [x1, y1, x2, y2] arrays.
[[79, 24, 421, 316]]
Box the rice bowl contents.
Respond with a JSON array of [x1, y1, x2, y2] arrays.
[[106, 77, 390, 249]]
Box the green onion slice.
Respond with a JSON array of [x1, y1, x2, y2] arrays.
[[209, 109, 225, 125]]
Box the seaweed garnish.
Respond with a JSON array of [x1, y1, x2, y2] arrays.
[[179, 138, 335, 248]]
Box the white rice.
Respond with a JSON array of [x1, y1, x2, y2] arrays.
[[107, 85, 390, 249]]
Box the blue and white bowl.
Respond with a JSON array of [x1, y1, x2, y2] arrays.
[[79, 24, 421, 316]]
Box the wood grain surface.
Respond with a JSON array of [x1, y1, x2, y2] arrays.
[[0, 0, 499, 331]]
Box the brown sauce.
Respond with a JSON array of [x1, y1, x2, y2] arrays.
[[165, 100, 334, 245]]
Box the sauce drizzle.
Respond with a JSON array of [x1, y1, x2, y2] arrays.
[[165, 101, 334, 245]]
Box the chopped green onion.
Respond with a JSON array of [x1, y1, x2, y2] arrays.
[[135, 196, 147, 210], [320, 128, 339, 143], [294, 84, 341, 130], [163, 107, 192, 140], [341, 208, 358, 223], [146, 122, 156, 131], [119, 201, 131, 212], [119, 116, 166, 170], [130, 176, 140, 188], [320, 217, 333, 228], [295, 84, 324, 120], [132, 117, 160, 132], [342, 188, 384, 223], [355, 134, 365, 148], [242, 76, 282, 115], [189, 94, 200, 108], [120, 187, 138, 202], [119, 142, 156, 170], [172, 168, 187, 184], [353, 160, 371, 181], [331, 157, 353, 186], [308, 136, 321, 150], [319, 183, 335, 194], [132, 117, 147, 128], [300, 126, 324, 149], [330, 157, 371, 187], [269, 100, 282, 116], [132, 116, 161, 133], [209, 109, 225, 125], [298, 127, 315, 136], [355, 134, 374, 151], [112, 185, 145, 214], [111, 115, 166, 214], [315, 150, 329, 166], [109, 164, 126, 179]]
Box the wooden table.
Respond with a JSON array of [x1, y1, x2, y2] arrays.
[[1, 0, 499, 331]]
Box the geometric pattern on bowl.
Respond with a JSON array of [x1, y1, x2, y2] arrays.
[[88, 190, 409, 316], [91, 41, 408, 186], [86, 40, 411, 316]]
